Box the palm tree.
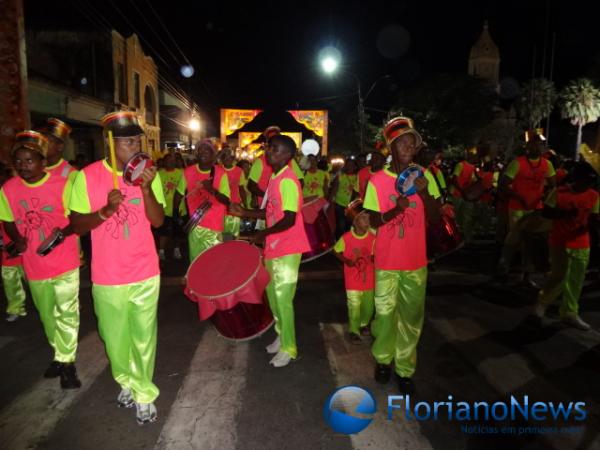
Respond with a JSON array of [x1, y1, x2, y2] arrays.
[[559, 78, 600, 160], [517, 78, 557, 129]]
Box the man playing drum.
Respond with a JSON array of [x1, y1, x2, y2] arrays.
[[220, 147, 247, 239], [230, 134, 310, 368], [69, 111, 165, 425], [0, 131, 81, 389], [174, 139, 230, 261], [363, 117, 440, 395]]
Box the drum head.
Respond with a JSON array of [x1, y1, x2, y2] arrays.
[[186, 241, 262, 298], [124, 153, 153, 186], [396, 165, 423, 196]]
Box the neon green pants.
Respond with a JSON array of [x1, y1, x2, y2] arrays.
[[346, 289, 374, 334], [188, 225, 222, 262], [265, 254, 301, 359], [371, 267, 428, 377], [499, 209, 540, 273], [93, 275, 160, 404], [538, 247, 589, 316], [454, 197, 476, 243], [223, 215, 241, 238], [29, 269, 80, 363], [2, 265, 27, 316]]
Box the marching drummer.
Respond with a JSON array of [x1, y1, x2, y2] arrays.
[[174, 139, 230, 261], [363, 117, 440, 394], [230, 134, 310, 368], [157, 152, 185, 260], [333, 202, 376, 344], [533, 161, 599, 331], [449, 146, 479, 244], [220, 147, 247, 239], [247, 126, 304, 204], [69, 111, 165, 425], [0, 131, 82, 389], [497, 130, 556, 282]]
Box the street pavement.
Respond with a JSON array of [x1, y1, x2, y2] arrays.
[[0, 243, 599, 450]]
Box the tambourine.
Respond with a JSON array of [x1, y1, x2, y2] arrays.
[[344, 198, 364, 221], [36, 228, 65, 256], [184, 201, 212, 234], [123, 152, 153, 186], [395, 165, 424, 196]]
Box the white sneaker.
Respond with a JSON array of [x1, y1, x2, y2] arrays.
[[173, 247, 182, 260], [533, 303, 546, 318], [5, 314, 20, 322], [117, 388, 134, 408], [159, 249, 165, 261], [135, 402, 158, 425], [265, 336, 281, 354], [269, 350, 292, 368], [561, 314, 591, 331]]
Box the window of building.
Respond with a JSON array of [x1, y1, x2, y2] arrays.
[[144, 85, 157, 126], [133, 72, 141, 108], [116, 62, 127, 104]]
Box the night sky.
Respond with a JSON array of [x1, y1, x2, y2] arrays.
[[25, 0, 600, 140]]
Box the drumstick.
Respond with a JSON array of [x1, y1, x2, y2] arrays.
[[107, 130, 119, 190]]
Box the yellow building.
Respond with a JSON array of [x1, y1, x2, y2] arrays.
[[112, 32, 160, 156]]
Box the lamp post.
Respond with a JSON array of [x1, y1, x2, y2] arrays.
[[319, 47, 390, 153]]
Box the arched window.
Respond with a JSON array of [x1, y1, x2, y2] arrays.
[[144, 85, 157, 125]]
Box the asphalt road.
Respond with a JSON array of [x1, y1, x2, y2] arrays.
[[1, 244, 599, 450]]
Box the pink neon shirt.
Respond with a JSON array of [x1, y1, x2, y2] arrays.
[[363, 168, 427, 271], [69, 160, 166, 285], [334, 229, 376, 290], [0, 174, 79, 280]]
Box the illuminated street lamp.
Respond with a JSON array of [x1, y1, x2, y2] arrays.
[[319, 46, 391, 153], [188, 117, 200, 131]]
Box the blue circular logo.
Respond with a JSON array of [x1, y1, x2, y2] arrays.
[[323, 385, 377, 434]]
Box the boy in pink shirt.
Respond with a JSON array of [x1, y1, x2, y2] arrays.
[[333, 203, 375, 344], [363, 117, 440, 394], [230, 135, 310, 368], [220, 147, 246, 238], [0, 131, 81, 389], [69, 112, 165, 425], [39, 118, 78, 183]]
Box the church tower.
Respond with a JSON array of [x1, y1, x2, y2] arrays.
[[468, 21, 500, 86]]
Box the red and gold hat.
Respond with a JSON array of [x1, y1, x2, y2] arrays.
[[383, 116, 422, 149], [263, 125, 281, 140], [45, 118, 72, 142], [101, 111, 144, 138], [524, 128, 546, 143], [12, 130, 49, 157]]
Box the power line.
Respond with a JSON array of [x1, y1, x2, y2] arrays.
[[142, 0, 191, 64]]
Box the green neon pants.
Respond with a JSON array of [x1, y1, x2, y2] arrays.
[[28, 269, 80, 363], [93, 275, 160, 404], [346, 289, 374, 334], [223, 215, 241, 238], [454, 197, 476, 243], [2, 265, 27, 316], [538, 247, 589, 317], [265, 253, 301, 359], [371, 267, 428, 378], [188, 225, 222, 262]]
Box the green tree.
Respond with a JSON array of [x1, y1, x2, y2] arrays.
[[559, 78, 600, 160], [391, 74, 496, 149], [516, 78, 557, 129]]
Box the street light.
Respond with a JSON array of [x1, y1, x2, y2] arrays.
[[319, 47, 390, 153], [188, 117, 200, 131]]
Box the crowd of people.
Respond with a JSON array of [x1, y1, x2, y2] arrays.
[[1, 112, 598, 426]]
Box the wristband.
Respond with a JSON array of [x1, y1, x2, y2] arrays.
[[97, 209, 109, 221]]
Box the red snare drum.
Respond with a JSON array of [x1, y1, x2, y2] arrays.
[[427, 203, 464, 260], [184, 240, 273, 340], [123, 152, 153, 186], [301, 196, 335, 262]]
